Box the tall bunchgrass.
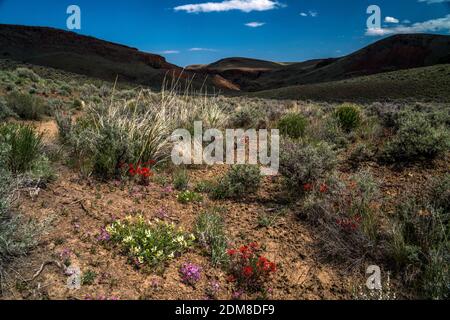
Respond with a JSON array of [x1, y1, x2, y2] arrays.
[[63, 80, 228, 179], [0, 123, 43, 173]]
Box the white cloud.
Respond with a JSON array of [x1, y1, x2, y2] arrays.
[[385, 16, 399, 24], [366, 14, 450, 36], [245, 21, 265, 27], [418, 0, 450, 4], [160, 50, 179, 54], [189, 47, 218, 52], [174, 0, 282, 13], [299, 10, 317, 17]]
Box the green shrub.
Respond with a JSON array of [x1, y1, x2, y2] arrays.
[[334, 104, 362, 132], [277, 113, 308, 139], [194, 180, 214, 193], [0, 97, 16, 121], [15, 67, 40, 83], [279, 139, 337, 191], [173, 169, 190, 191], [316, 116, 348, 149], [6, 92, 46, 120], [0, 167, 38, 284], [55, 111, 73, 143], [106, 216, 195, 267], [382, 111, 449, 163], [429, 174, 450, 212], [195, 210, 229, 266], [229, 108, 264, 129], [81, 270, 96, 286], [177, 190, 203, 204], [348, 143, 375, 168], [0, 123, 43, 173], [210, 165, 261, 199], [389, 194, 449, 299]]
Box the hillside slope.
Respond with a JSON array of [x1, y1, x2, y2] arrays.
[[252, 64, 450, 102], [191, 34, 450, 92], [0, 24, 227, 90]]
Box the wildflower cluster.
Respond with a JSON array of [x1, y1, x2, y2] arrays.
[[179, 263, 202, 286], [177, 190, 203, 204], [106, 216, 195, 267], [120, 160, 155, 185], [226, 242, 276, 292]]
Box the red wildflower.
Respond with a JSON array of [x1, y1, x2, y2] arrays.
[[239, 245, 249, 254], [249, 242, 259, 250], [243, 266, 253, 278], [269, 262, 276, 272], [319, 184, 328, 193], [303, 183, 313, 192], [227, 249, 237, 256]]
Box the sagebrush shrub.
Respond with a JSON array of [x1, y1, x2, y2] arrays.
[[279, 139, 337, 191], [389, 187, 449, 300], [428, 174, 450, 212], [229, 108, 263, 129], [15, 67, 40, 83], [382, 111, 449, 162], [334, 104, 362, 132], [55, 111, 73, 143], [0, 97, 16, 120], [0, 166, 38, 283], [6, 92, 46, 120], [0, 123, 43, 173], [348, 143, 375, 168], [210, 165, 261, 199], [277, 113, 308, 139]]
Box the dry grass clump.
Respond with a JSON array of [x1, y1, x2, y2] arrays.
[[59, 84, 228, 179]]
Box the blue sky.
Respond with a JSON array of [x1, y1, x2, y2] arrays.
[[0, 0, 449, 66]]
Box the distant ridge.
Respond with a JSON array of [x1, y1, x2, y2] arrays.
[[188, 34, 450, 92], [0, 24, 226, 90]]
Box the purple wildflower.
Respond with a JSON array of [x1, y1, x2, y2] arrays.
[[179, 263, 202, 286], [156, 207, 169, 219], [59, 248, 71, 261], [97, 227, 111, 242], [232, 289, 244, 300]]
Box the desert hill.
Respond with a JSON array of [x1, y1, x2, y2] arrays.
[[189, 34, 450, 92], [0, 24, 230, 90]]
